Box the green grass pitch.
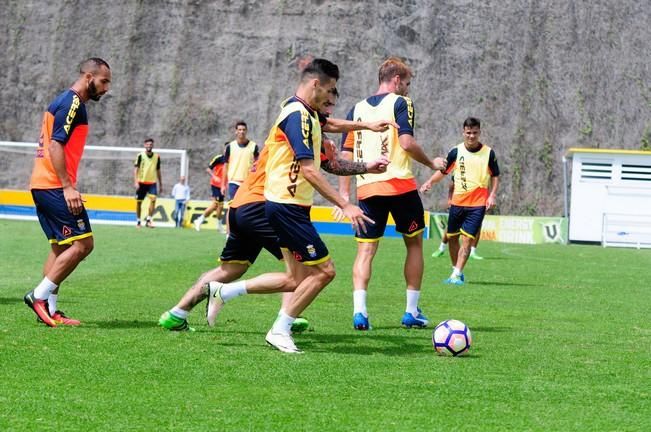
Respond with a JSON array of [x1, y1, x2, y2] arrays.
[[0, 219, 649, 431]]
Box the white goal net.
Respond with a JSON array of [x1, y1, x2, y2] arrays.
[[0, 141, 188, 196]]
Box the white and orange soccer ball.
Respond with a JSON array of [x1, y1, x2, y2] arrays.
[[432, 319, 472, 356]]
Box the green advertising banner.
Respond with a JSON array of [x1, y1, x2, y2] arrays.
[[430, 213, 568, 244]]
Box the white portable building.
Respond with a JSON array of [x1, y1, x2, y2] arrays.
[[565, 148, 651, 248]]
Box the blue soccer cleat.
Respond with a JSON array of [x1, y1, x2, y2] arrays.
[[353, 312, 370, 330], [401, 309, 430, 328], [443, 275, 465, 285]]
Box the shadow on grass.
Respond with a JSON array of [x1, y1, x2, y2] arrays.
[[298, 332, 486, 358], [206, 328, 437, 356], [84, 319, 159, 329], [469, 281, 540, 287], [0, 297, 23, 305], [432, 256, 508, 261], [471, 326, 510, 332], [367, 325, 431, 331], [473, 256, 508, 261], [292, 332, 435, 356], [0, 296, 82, 305], [164, 328, 487, 358]]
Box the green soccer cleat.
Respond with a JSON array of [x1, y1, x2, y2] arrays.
[[158, 311, 194, 332], [431, 249, 446, 258], [291, 317, 310, 333], [469, 252, 484, 260]]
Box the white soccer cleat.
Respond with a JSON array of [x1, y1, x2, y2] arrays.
[[265, 330, 303, 354], [194, 219, 202, 232], [205, 281, 224, 327]]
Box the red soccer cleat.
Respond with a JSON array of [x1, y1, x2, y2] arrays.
[[24, 291, 57, 327], [51, 310, 81, 326]]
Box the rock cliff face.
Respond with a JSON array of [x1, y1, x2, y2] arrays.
[[2, 0, 650, 215]]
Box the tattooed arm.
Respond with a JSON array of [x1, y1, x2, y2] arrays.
[[323, 117, 399, 133], [321, 158, 368, 176], [322, 155, 390, 176]]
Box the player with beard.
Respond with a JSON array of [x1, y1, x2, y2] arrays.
[[159, 80, 394, 336], [24, 57, 112, 327], [338, 57, 447, 330], [202, 59, 397, 353], [134, 138, 163, 228]]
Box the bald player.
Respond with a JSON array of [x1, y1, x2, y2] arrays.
[[24, 57, 112, 327]]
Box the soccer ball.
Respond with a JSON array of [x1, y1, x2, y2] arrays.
[[432, 319, 472, 356]]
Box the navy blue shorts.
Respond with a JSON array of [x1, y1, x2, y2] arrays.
[[447, 205, 486, 238], [211, 185, 224, 202], [136, 183, 157, 201], [265, 201, 329, 265], [219, 202, 283, 265], [357, 189, 425, 241], [228, 183, 240, 201], [31, 189, 93, 245]]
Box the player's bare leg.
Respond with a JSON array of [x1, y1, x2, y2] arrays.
[[26, 238, 93, 326], [279, 292, 310, 333], [46, 237, 94, 284], [266, 258, 335, 353], [159, 262, 248, 331], [283, 260, 335, 316], [215, 202, 225, 232], [205, 270, 297, 327], [39, 243, 79, 325], [146, 197, 156, 227], [203, 249, 311, 329], [204, 201, 218, 219], [195, 200, 221, 231], [352, 241, 378, 330], [136, 200, 143, 227], [43, 244, 66, 278], [444, 234, 470, 285], [432, 231, 449, 257], [177, 263, 248, 310], [403, 234, 424, 291], [401, 233, 429, 327], [279, 253, 310, 332], [455, 235, 473, 274], [447, 234, 460, 268], [469, 230, 483, 260]]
